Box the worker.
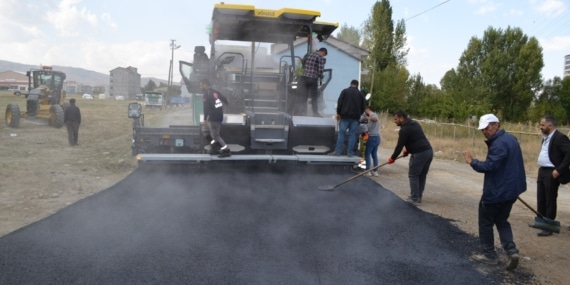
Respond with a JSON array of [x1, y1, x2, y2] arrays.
[[387, 110, 433, 204], [331, 79, 366, 156], [363, 106, 380, 177], [64, 98, 81, 146], [200, 79, 231, 158], [535, 115, 570, 236], [462, 114, 525, 271], [296, 47, 327, 116]]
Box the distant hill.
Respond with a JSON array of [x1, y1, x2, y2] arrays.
[[0, 60, 175, 88], [0, 60, 109, 86]]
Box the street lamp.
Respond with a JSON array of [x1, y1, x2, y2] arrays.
[[168, 39, 181, 103]]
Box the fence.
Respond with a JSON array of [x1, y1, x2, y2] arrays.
[[378, 112, 570, 177]]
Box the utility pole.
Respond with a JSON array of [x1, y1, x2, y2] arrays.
[[167, 39, 181, 106]]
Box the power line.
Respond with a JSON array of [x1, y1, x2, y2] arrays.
[[406, 0, 452, 21]]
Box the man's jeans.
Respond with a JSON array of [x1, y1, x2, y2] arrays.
[[478, 199, 519, 258], [408, 149, 433, 201], [334, 118, 358, 155]]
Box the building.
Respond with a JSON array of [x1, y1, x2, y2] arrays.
[[564, 54, 570, 77], [65, 81, 79, 94], [64, 81, 94, 95], [109, 66, 141, 99], [272, 36, 369, 115], [0, 70, 28, 91]]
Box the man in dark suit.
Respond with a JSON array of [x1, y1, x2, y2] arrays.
[[64, 98, 81, 146], [536, 115, 570, 236]]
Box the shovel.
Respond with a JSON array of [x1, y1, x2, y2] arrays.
[[318, 155, 403, 191], [517, 197, 560, 234]]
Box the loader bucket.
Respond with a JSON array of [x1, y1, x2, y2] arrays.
[[529, 216, 561, 234]]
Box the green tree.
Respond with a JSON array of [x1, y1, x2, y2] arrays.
[[529, 76, 570, 124], [369, 66, 409, 113], [456, 26, 543, 121], [560, 76, 570, 124], [360, 0, 409, 110], [336, 23, 361, 47], [441, 68, 492, 119], [143, 79, 157, 92], [362, 0, 408, 70]]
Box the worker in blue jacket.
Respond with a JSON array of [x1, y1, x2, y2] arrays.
[[462, 114, 526, 271]]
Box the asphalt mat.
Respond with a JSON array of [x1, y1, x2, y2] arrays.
[[1, 167, 532, 284]]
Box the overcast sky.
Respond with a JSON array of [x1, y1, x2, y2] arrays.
[[1, 0, 568, 86]]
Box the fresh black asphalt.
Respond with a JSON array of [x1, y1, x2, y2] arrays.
[[0, 167, 529, 284]]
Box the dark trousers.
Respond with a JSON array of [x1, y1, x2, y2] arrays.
[[66, 122, 79, 146], [201, 121, 226, 147], [296, 76, 319, 116], [537, 167, 560, 220], [408, 149, 433, 200], [478, 199, 518, 258]]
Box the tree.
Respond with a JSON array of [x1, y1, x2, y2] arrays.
[[360, 0, 409, 110], [143, 79, 157, 92], [560, 76, 570, 124], [530, 76, 570, 124], [362, 0, 408, 70], [441, 68, 492, 119], [369, 66, 409, 113], [455, 26, 543, 121], [336, 23, 361, 47]]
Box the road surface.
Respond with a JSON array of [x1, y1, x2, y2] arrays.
[[0, 167, 522, 284]]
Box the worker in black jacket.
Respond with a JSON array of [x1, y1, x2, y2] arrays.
[[388, 110, 433, 204], [200, 79, 231, 158], [64, 98, 81, 146], [535, 115, 570, 236], [331, 79, 366, 156]]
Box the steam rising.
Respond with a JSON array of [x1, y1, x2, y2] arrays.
[[0, 167, 521, 284]]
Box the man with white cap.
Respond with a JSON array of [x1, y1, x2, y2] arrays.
[[462, 114, 526, 271]]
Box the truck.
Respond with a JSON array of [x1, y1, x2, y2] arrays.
[[129, 3, 357, 167], [144, 92, 164, 110]]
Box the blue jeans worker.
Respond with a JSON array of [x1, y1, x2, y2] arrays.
[[388, 110, 433, 203], [332, 79, 366, 156], [364, 106, 380, 176], [463, 114, 526, 271]]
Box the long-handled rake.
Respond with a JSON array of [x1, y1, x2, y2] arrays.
[[318, 155, 403, 191], [517, 197, 560, 234]]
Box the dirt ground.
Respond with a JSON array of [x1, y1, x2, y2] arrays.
[[0, 97, 568, 284]]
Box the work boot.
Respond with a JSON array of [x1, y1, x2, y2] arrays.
[[218, 147, 231, 158], [470, 254, 498, 265], [208, 142, 221, 155], [505, 253, 519, 271]]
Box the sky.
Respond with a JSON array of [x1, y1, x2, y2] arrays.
[[1, 0, 569, 86]]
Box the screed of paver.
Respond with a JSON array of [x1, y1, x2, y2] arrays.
[[0, 168, 532, 284]]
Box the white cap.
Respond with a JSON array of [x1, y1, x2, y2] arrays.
[[477, 114, 500, 130]]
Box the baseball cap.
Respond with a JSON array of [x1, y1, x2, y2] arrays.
[[477, 114, 500, 130]]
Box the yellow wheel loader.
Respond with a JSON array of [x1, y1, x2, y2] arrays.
[[5, 66, 67, 128]]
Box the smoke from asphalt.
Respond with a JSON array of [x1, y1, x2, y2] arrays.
[[0, 165, 533, 284]]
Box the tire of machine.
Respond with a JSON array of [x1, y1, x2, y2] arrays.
[[50, 105, 65, 128], [5, 103, 21, 128]]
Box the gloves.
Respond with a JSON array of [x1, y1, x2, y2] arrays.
[[403, 149, 409, 157], [388, 157, 395, 164]]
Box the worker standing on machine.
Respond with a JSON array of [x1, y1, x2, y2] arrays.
[[297, 47, 327, 116], [200, 79, 231, 158]]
